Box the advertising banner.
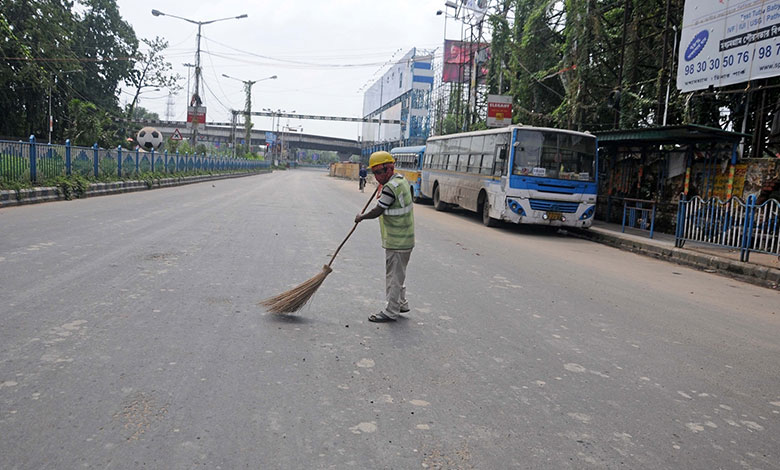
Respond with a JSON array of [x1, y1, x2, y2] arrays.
[[443, 40, 490, 83], [487, 94, 512, 127], [677, 0, 780, 92]]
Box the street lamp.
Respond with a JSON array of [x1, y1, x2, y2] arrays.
[[151, 9, 248, 145], [222, 74, 277, 156]]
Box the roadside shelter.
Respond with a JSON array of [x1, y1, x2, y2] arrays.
[[594, 125, 751, 232]]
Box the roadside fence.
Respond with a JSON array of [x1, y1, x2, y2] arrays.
[[675, 194, 780, 262], [1, 136, 270, 185]]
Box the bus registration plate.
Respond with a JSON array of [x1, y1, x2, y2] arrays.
[[547, 211, 563, 221]]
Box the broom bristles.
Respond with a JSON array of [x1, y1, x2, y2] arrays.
[[259, 264, 333, 313]]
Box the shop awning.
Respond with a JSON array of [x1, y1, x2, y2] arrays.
[[595, 124, 750, 147]]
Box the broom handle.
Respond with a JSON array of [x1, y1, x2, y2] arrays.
[[327, 186, 379, 268]]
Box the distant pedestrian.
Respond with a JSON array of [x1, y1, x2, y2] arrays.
[[354, 151, 414, 323], [359, 165, 367, 192]]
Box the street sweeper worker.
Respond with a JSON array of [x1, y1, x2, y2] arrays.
[[354, 151, 414, 323]]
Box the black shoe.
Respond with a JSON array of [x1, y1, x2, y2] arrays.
[[400, 306, 410, 313]]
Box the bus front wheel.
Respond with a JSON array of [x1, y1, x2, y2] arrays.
[[482, 198, 498, 227], [433, 186, 447, 212]]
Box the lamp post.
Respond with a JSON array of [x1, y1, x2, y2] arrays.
[[151, 9, 248, 145], [222, 74, 276, 156], [435, 1, 459, 135]]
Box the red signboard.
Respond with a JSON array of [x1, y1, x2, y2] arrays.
[[487, 94, 512, 127], [187, 106, 206, 128]]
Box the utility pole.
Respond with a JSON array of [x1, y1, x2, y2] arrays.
[[222, 74, 276, 156], [151, 10, 248, 146]]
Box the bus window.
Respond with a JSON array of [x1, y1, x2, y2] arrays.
[[480, 154, 494, 175], [468, 154, 481, 173], [454, 137, 470, 156], [484, 134, 497, 156], [447, 155, 458, 171], [457, 154, 468, 172], [470, 136, 484, 155]]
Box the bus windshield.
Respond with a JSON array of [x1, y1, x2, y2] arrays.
[[512, 130, 596, 181]]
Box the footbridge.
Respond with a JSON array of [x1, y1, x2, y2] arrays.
[[129, 119, 361, 156]]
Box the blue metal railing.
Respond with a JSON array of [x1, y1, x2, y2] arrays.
[[621, 198, 657, 239], [0, 136, 270, 185], [675, 194, 780, 262]]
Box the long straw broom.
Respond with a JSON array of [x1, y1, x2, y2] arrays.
[[260, 186, 379, 314]]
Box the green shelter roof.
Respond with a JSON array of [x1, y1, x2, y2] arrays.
[[594, 124, 750, 146]]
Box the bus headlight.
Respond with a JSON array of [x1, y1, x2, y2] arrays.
[[579, 205, 595, 220], [507, 199, 525, 216]]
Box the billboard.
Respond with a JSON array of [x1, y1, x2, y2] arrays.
[[443, 40, 490, 83], [677, 0, 780, 92]]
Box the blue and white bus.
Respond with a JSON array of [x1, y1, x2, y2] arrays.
[[421, 125, 597, 228], [390, 145, 426, 203]]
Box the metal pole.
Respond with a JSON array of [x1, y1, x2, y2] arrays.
[[48, 75, 52, 144], [245, 81, 253, 155], [192, 23, 202, 146]]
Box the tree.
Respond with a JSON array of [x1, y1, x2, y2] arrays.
[[0, 1, 79, 139], [124, 37, 181, 128], [72, 0, 137, 113], [65, 98, 113, 147]]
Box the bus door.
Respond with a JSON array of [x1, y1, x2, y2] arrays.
[[494, 143, 508, 190]]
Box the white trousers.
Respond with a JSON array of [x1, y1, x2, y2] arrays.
[[383, 249, 412, 319]]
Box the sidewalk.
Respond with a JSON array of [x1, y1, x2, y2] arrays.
[[568, 220, 780, 290]]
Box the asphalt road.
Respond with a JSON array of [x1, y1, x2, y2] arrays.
[[1, 169, 778, 469]]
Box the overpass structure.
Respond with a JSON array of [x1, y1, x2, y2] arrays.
[[129, 119, 362, 157]]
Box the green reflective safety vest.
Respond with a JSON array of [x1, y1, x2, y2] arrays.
[[379, 174, 415, 250]]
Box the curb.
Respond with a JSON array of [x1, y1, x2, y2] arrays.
[[569, 227, 780, 290], [0, 171, 270, 208]]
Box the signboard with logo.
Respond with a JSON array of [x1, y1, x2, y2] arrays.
[[487, 94, 512, 127], [677, 0, 780, 92], [186, 106, 206, 128]]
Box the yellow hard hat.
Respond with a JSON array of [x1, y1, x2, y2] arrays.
[[369, 151, 394, 168]]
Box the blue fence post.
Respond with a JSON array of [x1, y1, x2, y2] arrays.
[[29, 135, 37, 183], [740, 195, 756, 262], [135, 148, 139, 175], [649, 203, 656, 239], [65, 139, 71, 176], [164, 150, 168, 173], [117, 145, 122, 178], [621, 199, 628, 233], [175, 150, 179, 173], [151, 148, 155, 173], [92, 143, 99, 178]]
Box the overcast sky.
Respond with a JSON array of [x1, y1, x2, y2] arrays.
[[115, 0, 458, 140]]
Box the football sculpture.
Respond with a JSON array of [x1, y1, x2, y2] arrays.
[[136, 126, 164, 151]]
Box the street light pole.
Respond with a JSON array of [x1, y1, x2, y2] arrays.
[[151, 9, 248, 146], [222, 74, 276, 156]]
